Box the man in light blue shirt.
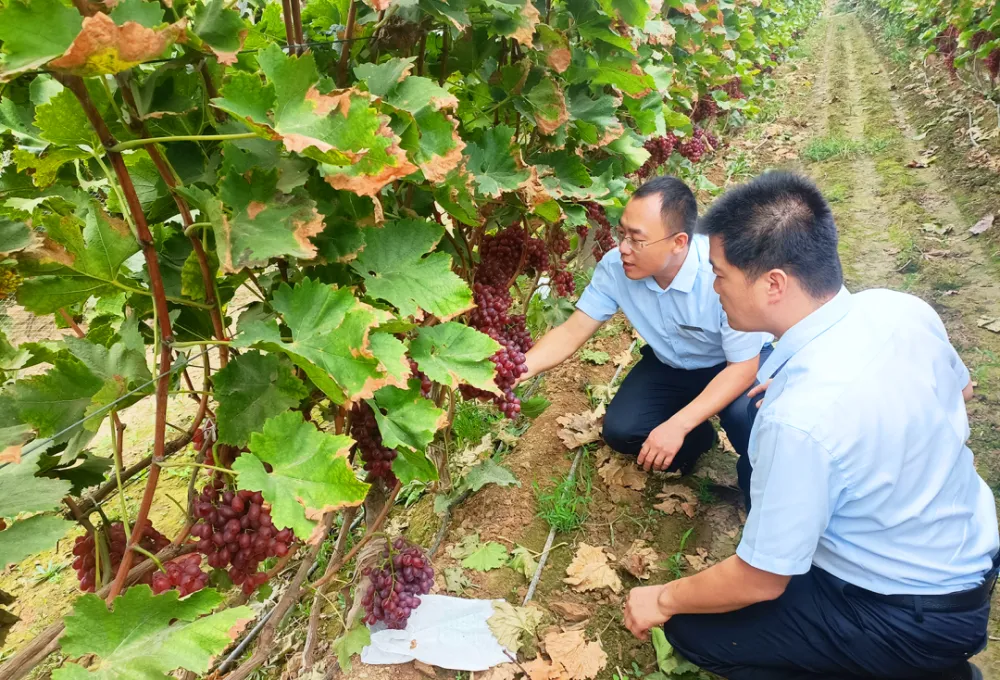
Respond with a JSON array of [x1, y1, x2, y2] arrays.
[[624, 171, 999, 679], [521, 177, 769, 492]]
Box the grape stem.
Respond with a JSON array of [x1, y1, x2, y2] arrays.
[[156, 462, 238, 475], [131, 545, 167, 574]]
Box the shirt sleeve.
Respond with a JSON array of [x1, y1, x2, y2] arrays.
[[576, 256, 620, 322], [736, 418, 842, 575], [719, 306, 768, 363]]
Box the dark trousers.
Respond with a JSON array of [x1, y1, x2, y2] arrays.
[[603, 344, 770, 508], [665, 567, 992, 679]]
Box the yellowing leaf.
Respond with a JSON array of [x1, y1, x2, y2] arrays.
[[556, 403, 605, 450], [563, 543, 622, 593], [508, 545, 538, 579], [621, 539, 659, 580], [653, 484, 699, 518], [488, 600, 543, 653], [443, 566, 472, 594], [543, 629, 607, 680], [49, 14, 185, 76]]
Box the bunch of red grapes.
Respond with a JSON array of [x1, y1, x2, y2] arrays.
[[152, 554, 210, 596], [583, 202, 615, 262], [71, 521, 170, 592], [191, 483, 291, 595], [988, 49, 1000, 80], [360, 537, 434, 629], [692, 96, 719, 122], [677, 127, 719, 164], [407, 358, 432, 397], [552, 270, 575, 297], [721, 76, 746, 100], [635, 133, 678, 179], [351, 401, 398, 485]]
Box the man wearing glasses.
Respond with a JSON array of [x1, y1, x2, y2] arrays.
[[521, 176, 770, 499]]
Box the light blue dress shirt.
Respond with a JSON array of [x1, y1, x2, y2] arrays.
[[576, 235, 770, 369], [739, 287, 999, 594]]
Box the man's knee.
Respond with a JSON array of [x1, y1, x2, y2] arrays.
[[602, 399, 644, 456]]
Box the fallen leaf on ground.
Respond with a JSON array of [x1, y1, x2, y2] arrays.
[[597, 454, 646, 491], [548, 601, 591, 622], [621, 539, 660, 580], [594, 446, 613, 467], [580, 349, 610, 365], [478, 664, 520, 680], [543, 629, 608, 680], [612, 347, 634, 368], [488, 600, 544, 654], [523, 657, 570, 680], [509, 545, 538, 580], [921, 222, 953, 235], [455, 434, 493, 469], [556, 403, 606, 449], [443, 566, 472, 594], [683, 548, 716, 572], [907, 158, 929, 168], [978, 317, 1000, 333], [653, 484, 699, 518], [969, 213, 994, 236], [718, 430, 736, 455], [498, 429, 520, 446], [564, 543, 622, 593], [923, 249, 955, 259]]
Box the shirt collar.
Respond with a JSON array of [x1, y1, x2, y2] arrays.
[[643, 241, 699, 295], [758, 286, 852, 382]]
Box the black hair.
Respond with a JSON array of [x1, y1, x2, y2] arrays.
[[632, 175, 698, 236], [697, 171, 843, 297]]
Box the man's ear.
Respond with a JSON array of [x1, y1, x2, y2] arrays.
[[672, 231, 689, 252], [764, 268, 789, 301]]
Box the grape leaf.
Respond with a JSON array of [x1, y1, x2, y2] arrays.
[[6, 356, 103, 451], [526, 77, 570, 135], [0, 216, 35, 255], [464, 126, 530, 198], [109, 0, 165, 28], [0, 514, 73, 569], [234, 277, 383, 403], [213, 351, 308, 447], [410, 322, 500, 392], [40, 452, 113, 495], [0, 95, 46, 152], [17, 202, 140, 314], [350, 219, 473, 320], [368, 381, 445, 452], [392, 447, 439, 485], [355, 57, 417, 97], [508, 545, 537, 579], [53, 586, 253, 680], [46, 13, 185, 77], [0, 0, 82, 78], [459, 458, 519, 494], [0, 450, 72, 517], [369, 332, 411, 386], [32, 86, 100, 150], [487, 600, 542, 653], [385, 76, 465, 182], [444, 566, 472, 593], [519, 396, 550, 419], [240, 411, 370, 541], [192, 0, 248, 64], [461, 541, 509, 571], [333, 623, 371, 672], [580, 349, 610, 365]]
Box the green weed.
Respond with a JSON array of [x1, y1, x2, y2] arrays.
[[802, 135, 892, 161], [725, 151, 754, 185], [452, 398, 503, 446], [661, 528, 695, 580], [535, 454, 593, 533]]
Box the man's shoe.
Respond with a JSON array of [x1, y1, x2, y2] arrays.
[[940, 662, 983, 680]]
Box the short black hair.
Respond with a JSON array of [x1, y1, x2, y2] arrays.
[[698, 171, 843, 297], [632, 175, 698, 236]]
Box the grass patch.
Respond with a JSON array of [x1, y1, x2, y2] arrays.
[[803, 135, 892, 161], [452, 398, 503, 447], [535, 453, 593, 533], [660, 527, 695, 580]]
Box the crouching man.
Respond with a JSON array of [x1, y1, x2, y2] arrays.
[[624, 171, 999, 680], [521, 176, 770, 503]]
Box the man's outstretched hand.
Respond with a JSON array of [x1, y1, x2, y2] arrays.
[[624, 584, 671, 641], [638, 419, 687, 471]]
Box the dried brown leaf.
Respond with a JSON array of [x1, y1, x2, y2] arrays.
[[548, 601, 591, 622], [546, 48, 571, 73], [488, 600, 544, 654], [563, 543, 622, 593], [969, 213, 994, 236], [0, 446, 20, 464], [653, 484, 698, 518], [543, 630, 607, 680], [556, 403, 605, 450], [620, 539, 659, 580], [597, 454, 646, 492], [479, 664, 519, 680], [49, 13, 185, 76], [523, 657, 570, 680], [511, 0, 541, 47], [683, 547, 716, 572]]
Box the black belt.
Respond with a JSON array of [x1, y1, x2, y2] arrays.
[[842, 552, 1000, 615]]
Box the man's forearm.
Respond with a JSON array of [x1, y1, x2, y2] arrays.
[[523, 310, 602, 379], [669, 357, 759, 433], [658, 555, 790, 616]]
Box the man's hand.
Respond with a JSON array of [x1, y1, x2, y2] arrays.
[[624, 584, 671, 641], [747, 378, 772, 409], [638, 419, 688, 471]]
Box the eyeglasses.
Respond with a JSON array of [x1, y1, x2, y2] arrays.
[[614, 233, 673, 252]]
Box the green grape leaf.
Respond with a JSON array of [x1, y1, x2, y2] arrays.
[[368, 381, 445, 452], [386, 77, 465, 182], [0, 0, 82, 78], [333, 623, 371, 672], [526, 77, 570, 135], [105, 153, 169, 213], [0, 450, 73, 517], [212, 70, 276, 130], [580, 348, 610, 364], [180, 247, 219, 302], [40, 452, 113, 496], [192, 0, 248, 64], [0, 216, 35, 255], [233, 278, 384, 403], [464, 126, 530, 198], [0, 515, 73, 569], [420, 0, 470, 29], [410, 322, 500, 392], [355, 57, 417, 98], [461, 541, 509, 571], [392, 447, 439, 485], [433, 166, 479, 227], [350, 219, 472, 320], [214, 351, 308, 447], [33, 87, 100, 148], [444, 566, 472, 593], [16, 202, 140, 314], [488, 0, 541, 47], [568, 85, 623, 145], [6, 357, 103, 450], [0, 95, 47, 152], [459, 458, 519, 493], [109, 0, 165, 28], [369, 332, 411, 385], [519, 396, 551, 418], [13, 146, 90, 188], [216, 168, 324, 273], [508, 545, 538, 579], [239, 411, 369, 541], [54, 586, 253, 680]]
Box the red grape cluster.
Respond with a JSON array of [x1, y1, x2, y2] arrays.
[[692, 96, 719, 122], [721, 77, 746, 100], [361, 537, 434, 629], [477, 224, 525, 287], [350, 401, 398, 486], [152, 554, 210, 596], [635, 133, 678, 179], [525, 236, 549, 273], [677, 127, 719, 163], [583, 202, 615, 262], [576, 224, 589, 240], [551, 229, 570, 257], [408, 358, 432, 397], [72, 522, 170, 592], [552, 270, 575, 297], [191, 484, 291, 595], [986, 48, 999, 80]]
